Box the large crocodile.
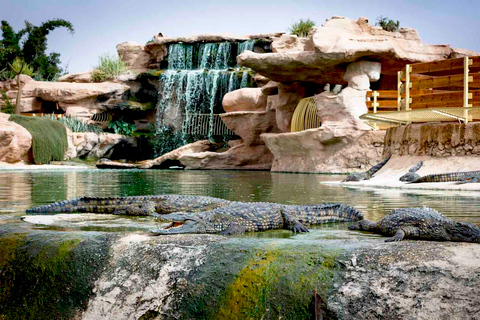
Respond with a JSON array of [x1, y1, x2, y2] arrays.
[[348, 207, 480, 243], [26, 195, 364, 235], [343, 156, 391, 182], [410, 171, 480, 184]]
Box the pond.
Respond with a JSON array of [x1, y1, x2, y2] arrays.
[[1, 169, 480, 232]]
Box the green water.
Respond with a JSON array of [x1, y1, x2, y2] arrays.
[[1, 169, 480, 231]]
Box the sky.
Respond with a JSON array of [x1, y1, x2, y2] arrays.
[[2, 0, 480, 74]]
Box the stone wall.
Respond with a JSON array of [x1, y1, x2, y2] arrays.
[[384, 123, 480, 157]]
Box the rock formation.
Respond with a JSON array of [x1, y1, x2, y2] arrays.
[[0, 113, 32, 163]]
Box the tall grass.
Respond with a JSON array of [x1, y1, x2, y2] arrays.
[[289, 19, 315, 37], [376, 16, 400, 32], [42, 114, 104, 133], [91, 53, 128, 82]]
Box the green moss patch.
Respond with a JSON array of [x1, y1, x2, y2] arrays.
[[175, 242, 340, 320], [0, 232, 112, 320], [9, 115, 68, 164]]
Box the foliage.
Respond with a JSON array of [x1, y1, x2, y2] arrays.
[[9, 57, 35, 76], [0, 19, 74, 81], [91, 53, 128, 82], [376, 16, 400, 32], [107, 118, 136, 135], [0, 90, 15, 114], [9, 115, 68, 164], [289, 18, 315, 37], [42, 114, 104, 133]]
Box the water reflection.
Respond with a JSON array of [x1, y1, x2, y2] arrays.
[[1, 169, 479, 227]]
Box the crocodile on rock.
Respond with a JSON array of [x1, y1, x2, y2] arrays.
[[26, 195, 364, 235], [348, 207, 480, 243], [343, 156, 391, 182], [409, 171, 480, 184]]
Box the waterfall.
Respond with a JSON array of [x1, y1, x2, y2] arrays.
[[155, 40, 256, 155]]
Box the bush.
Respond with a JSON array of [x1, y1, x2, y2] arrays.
[[376, 16, 400, 32], [1, 90, 15, 113], [289, 19, 315, 37], [108, 118, 136, 135], [91, 53, 128, 82], [42, 114, 104, 133], [9, 115, 68, 164]]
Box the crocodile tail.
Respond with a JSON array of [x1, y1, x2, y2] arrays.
[[25, 196, 131, 214], [410, 171, 477, 183], [289, 203, 364, 225], [365, 156, 391, 177]]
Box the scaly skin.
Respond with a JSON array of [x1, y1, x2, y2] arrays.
[[343, 156, 391, 182], [348, 207, 480, 243], [26, 195, 364, 235], [410, 171, 480, 184], [399, 161, 423, 182]]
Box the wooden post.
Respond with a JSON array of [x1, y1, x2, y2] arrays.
[[397, 71, 402, 111], [405, 64, 411, 111], [373, 91, 378, 113], [464, 56, 470, 123]]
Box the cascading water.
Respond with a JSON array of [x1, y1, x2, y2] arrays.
[[155, 40, 256, 155]]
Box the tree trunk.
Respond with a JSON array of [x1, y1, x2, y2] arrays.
[[15, 73, 22, 114]]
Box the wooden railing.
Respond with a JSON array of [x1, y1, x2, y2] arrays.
[[366, 90, 398, 113], [397, 56, 480, 123]]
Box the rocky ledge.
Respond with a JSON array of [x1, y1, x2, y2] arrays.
[[1, 223, 479, 320]]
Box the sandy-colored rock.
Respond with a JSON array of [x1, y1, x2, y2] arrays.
[[220, 110, 279, 146], [179, 143, 273, 170], [343, 61, 381, 90], [268, 83, 306, 132], [260, 81, 279, 96], [222, 88, 267, 112], [0, 113, 32, 163], [58, 72, 93, 83], [117, 41, 154, 72], [137, 140, 215, 169], [262, 129, 384, 173], [384, 122, 480, 157], [271, 34, 314, 53], [238, 16, 477, 84]]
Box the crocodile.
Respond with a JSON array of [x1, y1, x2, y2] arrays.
[[26, 195, 364, 235], [409, 171, 480, 184], [348, 207, 480, 243], [343, 156, 391, 182], [399, 161, 423, 182]]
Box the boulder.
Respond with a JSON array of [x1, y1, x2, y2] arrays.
[[220, 110, 279, 146], [222, 88, 267, 112], [0, 113, 32, 163], [238, 16, 477, 84], [58, 72, 93, 83], [268, 83, 306, 132], [179, 143, 273, 170], [271, 34, 314, 52], [117, 41, 154, 72]]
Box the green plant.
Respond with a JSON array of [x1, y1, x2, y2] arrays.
[[376, 16, 400, 32], [0, 90, 15, 114], [289, 18, 315, 37], [42, 114, 104, 133], [91, 53, 128, 82], [9, 115, 68, 164], [108, 118, 136, 135], [9, 57, 35, 76]]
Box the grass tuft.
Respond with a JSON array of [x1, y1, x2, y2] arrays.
[[91, 53, 128, 82], [289, 18, 316, 37]]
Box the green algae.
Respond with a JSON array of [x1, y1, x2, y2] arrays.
[[175, 241, 340, 320], [0, 231, 112, 320]]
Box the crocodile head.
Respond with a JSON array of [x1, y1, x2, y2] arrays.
[[445, 221, 480, 243], [149, 212, 213, 234], [348, 219, 376, 231]]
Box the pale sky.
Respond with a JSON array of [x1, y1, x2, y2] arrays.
[[2, 0, 480, 74]]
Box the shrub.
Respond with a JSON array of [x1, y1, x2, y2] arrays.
[[376, 16, 400, 32], [91, 53, 128, 82], [1, 90, 15, 113], [289, 19, 315, 37], [108, 118, 136, 135], [42, 114, 104, 133], [9, 115, 68, 164]]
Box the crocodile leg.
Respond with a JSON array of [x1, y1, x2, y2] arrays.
[[282, 211, 309, 233], [385, 229, 405, 242]]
